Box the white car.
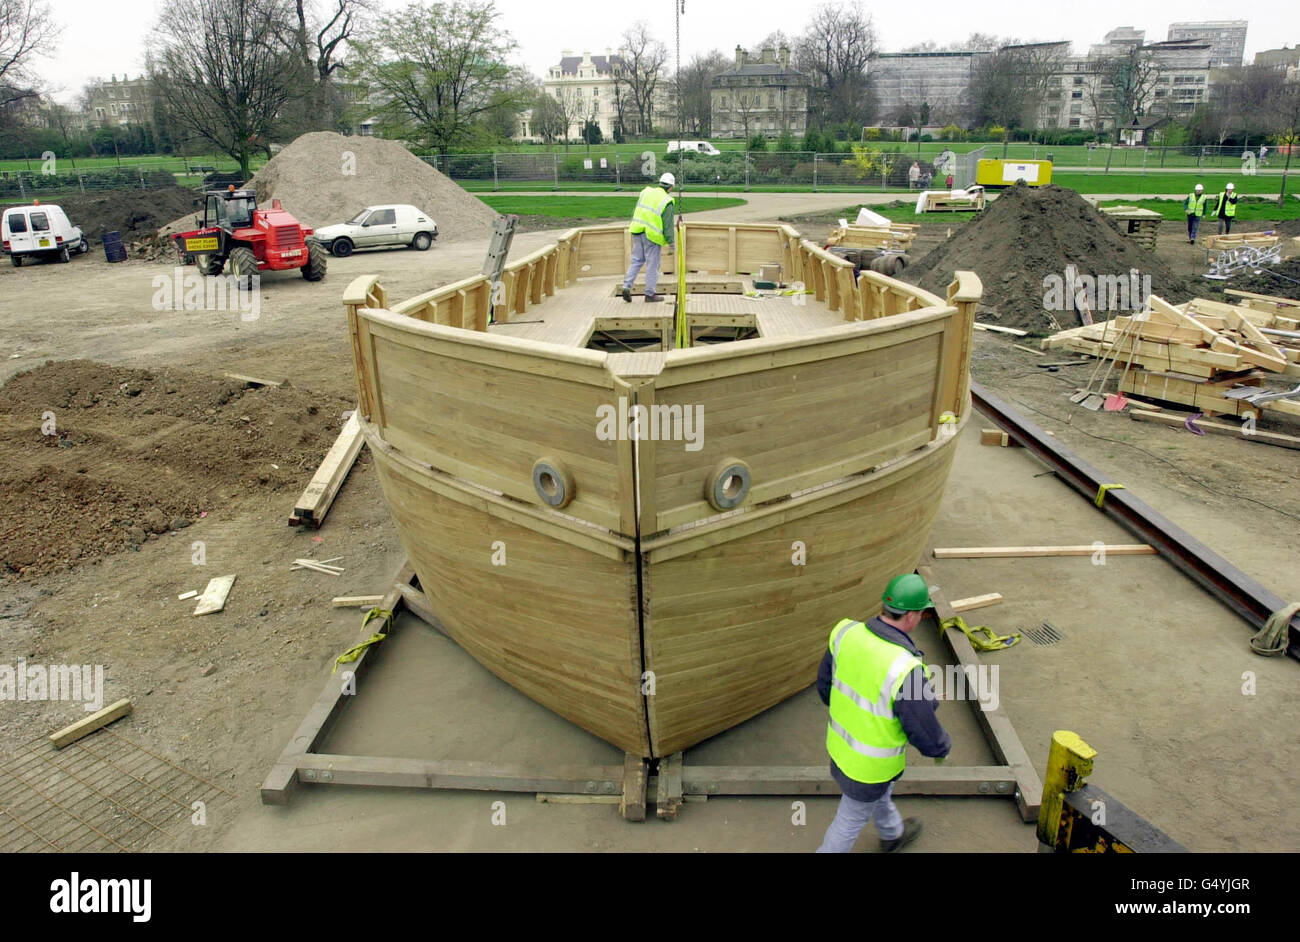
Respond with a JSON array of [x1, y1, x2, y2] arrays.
[[666, 140, 721, 156], [314, 204, 438, 257], [2, 203, 88, 266]]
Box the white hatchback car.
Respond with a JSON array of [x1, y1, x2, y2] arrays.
[[2, 203, 88, 265], [314, 204, 438, 257]]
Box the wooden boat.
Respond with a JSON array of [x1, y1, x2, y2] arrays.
[[342, 221, 981, 758]]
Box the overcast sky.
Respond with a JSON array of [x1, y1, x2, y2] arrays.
[[44, 0, 1297, 104]]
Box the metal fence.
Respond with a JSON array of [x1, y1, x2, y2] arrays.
[[0, 167, 192, 201], [420, 150, 946, 192]]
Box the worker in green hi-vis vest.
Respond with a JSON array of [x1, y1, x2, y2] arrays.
[[815, 573, 951, 853], [1213, 182, 1238, 235], [1184, 183, 1208, 244], [622, 172, 676, 304]]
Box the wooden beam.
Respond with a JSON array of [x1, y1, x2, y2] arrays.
[[289, 412, 365, 528], [920, 565, 1042, 822], [950, 593, 1003, 613], [193, 574, 236, 615], [1129, 408, 1300, 451], [679, 763, 1018, 796], [223, 372, 283, 388], [974, 323, 1029, 337], [620, 754, 648, 822], [656, 752, 684, 820], [50, 698, 132, 749], [933, 545, 1156, 559], [330, 595, 385, 608], [293, 753, 626, 795]]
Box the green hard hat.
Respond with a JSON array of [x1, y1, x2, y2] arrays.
[[882, 573, 931, 611]]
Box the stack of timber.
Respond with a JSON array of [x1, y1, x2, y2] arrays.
[[1100, 206, 1162, 250], [825, 223, 918, 252], [916, 186, 986, 213], [1203, 232, 1281, 252], [1042, 292, 1300, 419]]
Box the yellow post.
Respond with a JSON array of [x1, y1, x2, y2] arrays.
[[1037, 730, 1098, 850]]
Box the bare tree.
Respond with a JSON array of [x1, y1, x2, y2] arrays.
[[530, 89, 564, 145], [352, 0, 524, 156], [1088, 44, 1161, 169], [617, 21, 667, 137], [152, 0, 301, 178], [0, 0, 59, 111], [734, 89, 759, 139], [675, 49, 727, 136], [550, 86, 583, 150], [1266, 79, 1300, 207], [796, 1, 876, 128]]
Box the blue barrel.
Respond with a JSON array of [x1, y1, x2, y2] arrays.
[[102, 230, 127, 263]]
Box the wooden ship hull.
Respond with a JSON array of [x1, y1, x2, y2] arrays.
[[343, 221, 981, 757]]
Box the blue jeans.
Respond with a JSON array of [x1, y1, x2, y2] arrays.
[[623, 232, 663, 295], [1187, 214, 1201, 241], [816, 783, 904, 853]]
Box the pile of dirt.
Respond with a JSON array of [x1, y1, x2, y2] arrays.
[[0, 361, 353, 578], [245, 131, 498, 242], [59, 186, 200, 245], [902, 183, 1201, 333], [1219, 256, 1300, 300]]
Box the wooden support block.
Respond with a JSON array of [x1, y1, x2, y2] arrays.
[[979, 428, 1016, 447], [933, 545, 1156, 559], [656, 752, 684, 820], [50, 698, 132, 749], [330, 595, 385, 608], [289, 412, 364, 527], [193, 574, 236, 615], [620, 753, 648, 822], [950, 593, 1003, 613]]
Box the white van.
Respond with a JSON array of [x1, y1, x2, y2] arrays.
[[666, 140, 721, 156], [2, 203, 88, 266]]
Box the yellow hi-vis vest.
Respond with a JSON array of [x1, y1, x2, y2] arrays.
[[1214, 192, 1237, 218], [1184, 191, 1208, 216], [628, 185, 673, 246], [826, 618, 927, 784]]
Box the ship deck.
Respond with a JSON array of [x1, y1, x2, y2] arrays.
[[485, 276, 845, 349]]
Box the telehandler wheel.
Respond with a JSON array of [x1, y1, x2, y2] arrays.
[[302, 241, 328, 281], [228, 246, 258, 289], [195, 252, 225, 276]]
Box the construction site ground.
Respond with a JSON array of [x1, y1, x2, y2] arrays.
[[1, 208, 1297, 853]]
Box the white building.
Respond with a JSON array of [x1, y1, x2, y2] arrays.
[[535, 49, 672, 141], [1167, 20, 1248, 69]]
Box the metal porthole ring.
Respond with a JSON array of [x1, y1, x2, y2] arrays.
[[705, 458, 751, 511], [532, 457, 575, 509]]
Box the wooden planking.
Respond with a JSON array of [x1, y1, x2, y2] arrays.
[[643, 441, 955, 756], [193, 574, 236, 615], [49, 699, 132, 749], [289, 412, 365, 527], [372, 447, 650, 755], [950, 593, 1003, 613], [331, 595, 385, 608], [1129, 408, 1300, 451], [933, 544, 1156, 558]]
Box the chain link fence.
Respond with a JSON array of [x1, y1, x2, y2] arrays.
[[0, 167, 206, 201]]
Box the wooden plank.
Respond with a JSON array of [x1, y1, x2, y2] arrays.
[[1128, 408, 1300, 451], [50, 698, 132, 749], [330, 595, 385, 608], [920, 564, 1042, 822], [193, 574, 236, 615], [950, 593, 1003, 613], [679, 763, 1018, 796], [295, 753, 626, 795], [289, 412, 365, 527], [620, 754, 648, 822], [974, 323, 1029, 337], [223, 372, 283, 387], [933, 545, 1156, 559]]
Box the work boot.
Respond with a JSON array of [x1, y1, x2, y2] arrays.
[[644, 293, 664, 303], [880, 818, 923, 853], [621, 286, 632, 303]]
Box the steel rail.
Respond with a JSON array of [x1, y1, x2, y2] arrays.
[[970, 382, 1299, 661]]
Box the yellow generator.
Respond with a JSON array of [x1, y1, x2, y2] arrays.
[[976, 158, 1053, 187]]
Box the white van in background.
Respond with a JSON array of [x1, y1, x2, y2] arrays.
[[2, 203, 88, 266], [666, 140, 722, 156]]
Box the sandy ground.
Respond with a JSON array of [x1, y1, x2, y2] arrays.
[[1, 208, 1297, 853]]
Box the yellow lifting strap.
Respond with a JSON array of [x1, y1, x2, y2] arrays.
[[1250, 602, 1300, 657], [331, 607, 394, 674], [674, 220, 688, 348], [1094, 483, 1125, 508], [940, 615, 1021, 652]]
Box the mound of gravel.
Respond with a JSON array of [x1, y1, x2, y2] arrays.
[[902, 183, 1201, 334], [246, 131, 497, 242]]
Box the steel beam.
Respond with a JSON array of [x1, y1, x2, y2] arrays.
[[971, 382, 1300, 661]]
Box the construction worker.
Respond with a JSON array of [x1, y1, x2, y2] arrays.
[[621, 172, 676, 304], [815, 573, 951, 853], [1213, 182, 1238, 235], [1184, 183, 1208, 244]]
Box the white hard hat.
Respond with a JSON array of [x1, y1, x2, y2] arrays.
[[1194, 183, 1203, 191], [1226, 182, 1235, 190], [659, 172, 676, 188]]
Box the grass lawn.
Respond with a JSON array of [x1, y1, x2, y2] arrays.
[[1053, 171, 1293, 196], [479, 195, 746, 218], [1097, 197, 1300, 222]]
